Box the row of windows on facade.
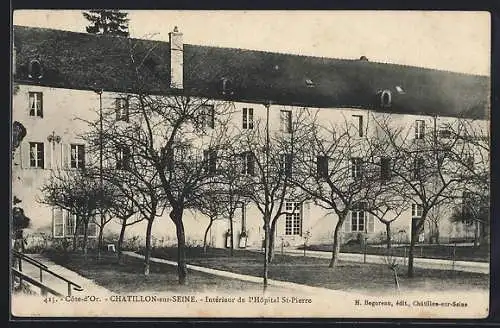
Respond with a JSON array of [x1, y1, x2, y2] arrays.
[[27, 140, 474, 186], [28, 92, 451, 139], [50, 201, 422, 239]]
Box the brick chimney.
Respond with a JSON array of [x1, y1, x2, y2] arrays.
[[169, 26, 183, 89]]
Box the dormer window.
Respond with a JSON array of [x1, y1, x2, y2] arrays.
[[221, 78, 234, 96], [28, 60, 43, 79], [380, 90, 392, 108], [305, 79, 315, 88], [395, 86, 405, 94]]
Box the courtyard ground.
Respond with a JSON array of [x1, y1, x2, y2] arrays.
[[140, 247, 489, 296], [299, 243, 490, 263]]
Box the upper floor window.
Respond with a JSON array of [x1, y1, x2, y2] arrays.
[[240, 151, 255, 176], [412, 156, 424, 180], [116, 146, 131, 170], [438, 124, 452, 139], [29, 142, 44, 168], [380, 157, 391, 181], [203, 149, 217, 175], [29, 92, 43, 117], [115, 97, 129, 122], [415, 120, 425, 139], [70, 144, 85, 169], [199, 104, 215, 129], [412, 204, 423, 218], [352, 115, 364, 137], [280, 110, 292, 133], [280, 153, 293, 178], [316, 155, 329, 179], [351, 157, 363, 180], [242, 108, 254, 130], [465, 155, 475, 171]]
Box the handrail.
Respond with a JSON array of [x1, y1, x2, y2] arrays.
[[11, 251, 83, 296], [12, 268, 63, 297], [12, 250, 48, 269]]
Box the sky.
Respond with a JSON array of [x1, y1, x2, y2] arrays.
[[13, 10, 491, 76]]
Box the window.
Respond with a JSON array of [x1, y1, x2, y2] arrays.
[[351, 209, 366, 232], [203, 149, 217, 175], [29, 142, 44, 168], [280, 110, 292, 133], [70, 144, 85, 169], [380, 90, 392, 108], [242, 108, 254, 130], [352, 115, 364, 137], [115, 97, 129, 122], [65, 212, 76, 236], [415, 120, 425, 139], [285, 202, 302, 235], [351, 157, 363, 180], [412, 204, 423, 218], [465, 155, 475, 170], [29, 92, 43, 117], [462, 192, 474, 217], [199, 104, 215, 129], [412, 157, 424, 180], [116, 146, 131, 170], [438, 125, 452, 139], [241, 151, 255, 176], [316, 156, 329, 179], [380, 157, 391, 181], [280, 153, 293, 178], [53, 208, 64, 237], [52, 208, 97, 238], [28, 60, 43, 79]]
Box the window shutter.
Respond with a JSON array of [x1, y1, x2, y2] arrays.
[[53, 207, 64, 237], [20, 142, 30, 169], [367, 213, 375, 233], [62, 143, 70, 168], [248, 152, 255, 176]]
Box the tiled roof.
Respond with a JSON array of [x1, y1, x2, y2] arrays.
[[13, 25, 489, 119]]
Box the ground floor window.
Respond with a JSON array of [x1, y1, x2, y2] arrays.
[[285, 202, 302, 236], [53, 207, 97, 238]]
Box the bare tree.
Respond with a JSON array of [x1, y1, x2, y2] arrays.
[[372, 114, 481, 277], [292, 113, 383, 268], [39, 169, 112, 258]]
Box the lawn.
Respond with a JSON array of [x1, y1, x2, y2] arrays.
[[142, 246, 489, 295], [299, 243, 490, 263], [43, 250, 274, 294]]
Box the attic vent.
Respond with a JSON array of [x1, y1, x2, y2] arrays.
[[395, 86, 405, 94], [305, 79, 315, 88], [221, 78, 234, 96], [28, 60, 43, 80], [380, 90, 392, 108], [359, 56, 369, 61]]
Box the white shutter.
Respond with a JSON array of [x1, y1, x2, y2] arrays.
[[367, 212, 375, 233], [45, 143, 52, 169], [20, 142, 31, 169], [62, 143, 70, 168], [53, 207, 64, 237], [343, 216, 351, 233]]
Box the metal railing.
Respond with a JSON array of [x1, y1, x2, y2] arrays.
[[11, 250, 83, 296]]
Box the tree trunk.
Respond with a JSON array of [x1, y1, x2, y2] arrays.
[[97, 224, 104, 261], [144, 218, 154, 276], [203, 218, 214, 255], [72, 233, 78, 252], [82, 221, 89, 261], [117, 220, 127, 264], [170, 209, 187, 285], [473, 220, 479, 247], [268, 219, 278, 263], [385, 223, 392, 249], [263, 218, 270, 289], [407, 216, 424, 278], [329, 214, 345, 268], [229, 212, 234, 257]]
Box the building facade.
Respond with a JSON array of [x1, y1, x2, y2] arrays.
[[12, 25, 490, 250]]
